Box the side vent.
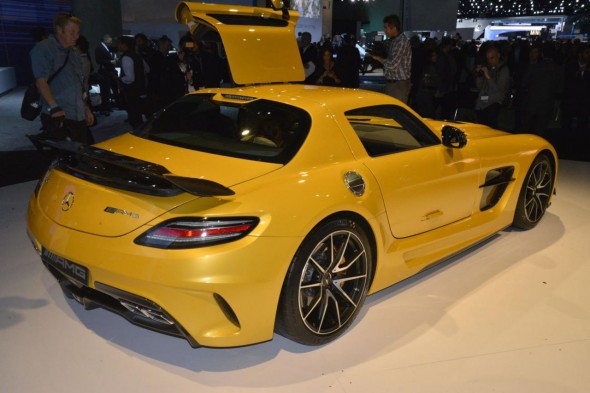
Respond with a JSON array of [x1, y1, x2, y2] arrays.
[[214, 293, 241, 328], [479, 166, 515, 211]]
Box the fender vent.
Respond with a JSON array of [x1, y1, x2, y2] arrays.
[[479, 166, 515, 211]]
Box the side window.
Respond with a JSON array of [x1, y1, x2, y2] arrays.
[[345, 105, 440, 157]]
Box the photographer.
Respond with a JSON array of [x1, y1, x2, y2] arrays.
[[474, 45, 510, 129], [178, 35, 199, 93], [30, 12, 94, 143]]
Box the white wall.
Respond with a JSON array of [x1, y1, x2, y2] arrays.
[[455, 19, 493, 40], [0, 67, 17, 95]]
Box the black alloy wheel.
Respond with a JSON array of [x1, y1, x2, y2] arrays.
[[276, 218, 372, 345], [513, 154, 554, 230]]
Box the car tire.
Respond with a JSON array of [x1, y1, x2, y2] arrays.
[[513, 154, 555, 230], [275, 218, 372, 345]]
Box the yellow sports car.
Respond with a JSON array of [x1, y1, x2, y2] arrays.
[[26, 2, 557, 348]]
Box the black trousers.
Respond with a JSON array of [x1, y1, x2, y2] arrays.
[[121, 88, 143, 129], [97, 66, 119, 108]]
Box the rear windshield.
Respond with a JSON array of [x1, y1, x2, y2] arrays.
[[133, 94, 312, 164]]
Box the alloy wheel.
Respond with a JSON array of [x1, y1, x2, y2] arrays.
[[523, 159, 553, 223], [298, 230, 369, 335]]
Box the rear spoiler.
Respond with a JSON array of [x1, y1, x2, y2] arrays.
[[27, 135, 235, 197]]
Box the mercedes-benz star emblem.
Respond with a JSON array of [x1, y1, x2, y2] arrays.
[[61, 192, 75, 211]]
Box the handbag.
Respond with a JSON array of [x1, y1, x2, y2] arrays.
[[21, 51, 70, 121]]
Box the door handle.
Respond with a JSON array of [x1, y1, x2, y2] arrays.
[[421, 210, 443, 221]]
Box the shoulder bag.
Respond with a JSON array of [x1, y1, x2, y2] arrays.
[[21, 50, 70, 121]]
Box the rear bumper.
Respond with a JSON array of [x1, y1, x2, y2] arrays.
[[42, 258, 200, 346], [27, 196, 299, 348]]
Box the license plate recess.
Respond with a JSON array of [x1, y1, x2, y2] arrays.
[[42, 248, 90, 286]]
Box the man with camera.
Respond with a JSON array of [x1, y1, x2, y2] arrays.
[[473, 44, 510, 129], [30, 12, 94, 143]]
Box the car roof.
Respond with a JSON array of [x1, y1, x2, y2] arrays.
[[175, 2, 305, 85], [194, 83, 400, 113]]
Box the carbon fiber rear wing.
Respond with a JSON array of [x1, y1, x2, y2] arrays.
[[27, 135, 235, 197]]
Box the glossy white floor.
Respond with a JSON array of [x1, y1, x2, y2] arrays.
[[1, 160, 589, 393]]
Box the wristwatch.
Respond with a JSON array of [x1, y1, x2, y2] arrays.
[[48, 103, 62, 115]]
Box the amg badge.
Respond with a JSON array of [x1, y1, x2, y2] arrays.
[[42, 248, 89, 285], [104, 206, 140, 219]]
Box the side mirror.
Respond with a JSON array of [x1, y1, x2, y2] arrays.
[[442, 125, 467, 149]]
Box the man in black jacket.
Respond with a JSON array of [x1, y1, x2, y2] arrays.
[[118, 36, 148, 128], [95, 34, 119, 111], [299, 32, 318, 84]]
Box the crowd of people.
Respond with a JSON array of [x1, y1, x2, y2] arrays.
[[29, 12, 230, 142], [408, 34, 590, 137], [30, 11, 589, 146], [299, 15, 590, 139], [298, 31, 362, 88], [90, 31, 229, 129]]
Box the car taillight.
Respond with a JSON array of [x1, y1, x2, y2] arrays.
[[134, 217, 259, 249]]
